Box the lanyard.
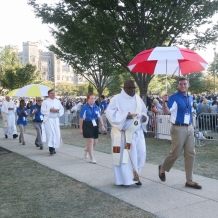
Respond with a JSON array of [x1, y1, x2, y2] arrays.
[[183, 96, 189, 112], [89, 106, 95, 120]]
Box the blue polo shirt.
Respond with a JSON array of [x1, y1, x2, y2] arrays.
[[99, 100, 107, 112], [17, 106, 28, 126], [167, 91, 193, 124], [80, 103, 101, 121], [30, 104, 44, 123]]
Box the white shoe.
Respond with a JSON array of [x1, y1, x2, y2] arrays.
[[84, 149, 88, 159], [90, 158, 96, 164]]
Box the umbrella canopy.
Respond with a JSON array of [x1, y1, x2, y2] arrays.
[[16, 84, 50, 97], [127, 46, 208, 76], [7, 89, 20, 97]]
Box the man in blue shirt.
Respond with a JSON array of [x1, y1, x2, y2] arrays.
[[158, 77, 202, 190], [30, 97, 44, 150], [99, 95, 108, 134]]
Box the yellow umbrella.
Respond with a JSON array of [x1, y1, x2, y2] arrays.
[[7, 89, 20, 97], [16, 84, 50, 97]]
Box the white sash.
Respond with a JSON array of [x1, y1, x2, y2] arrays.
[[112, 95, 142, 166]]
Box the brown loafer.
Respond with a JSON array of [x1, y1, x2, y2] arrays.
[[158, 165, 165, 181], [185, 182, 202, 189]]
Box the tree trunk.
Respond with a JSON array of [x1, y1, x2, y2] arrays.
[[134, 73, 151, 106]]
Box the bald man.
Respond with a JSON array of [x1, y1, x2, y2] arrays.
[[1, 96, 18, 139]]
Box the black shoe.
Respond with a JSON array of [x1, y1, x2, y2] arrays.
[[35, 144, 40, 147], [99, 132, 102, 134], [158, 165, 166, 181], [135, 181, 142, 186], [13, 134, 18, 139], [40, 146, 43, 150], [5, 135, 8, 138], [50, 151, 56, 154], [103, 133, 107, 135]]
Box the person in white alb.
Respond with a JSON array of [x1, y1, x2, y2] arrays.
[[106, 80, 149, 186], [41, 90, 64, 154], [1, 96, 18, 139]]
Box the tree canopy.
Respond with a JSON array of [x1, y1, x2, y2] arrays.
[[0, 47, 22, 73], [0, 48, 41, 94], [29, 0, 218, 97], [1, 64, 40, 91]]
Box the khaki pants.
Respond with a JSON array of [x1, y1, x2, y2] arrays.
[[162, 124, 195, 180], [18, 124, 25, 143]]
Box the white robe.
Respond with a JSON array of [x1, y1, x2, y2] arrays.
[[1, 101, 17, 136], [41, 98, 64, 148], [106, 89, 148, 185]]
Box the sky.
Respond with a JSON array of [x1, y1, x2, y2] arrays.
[[0, 0, 217, 64]]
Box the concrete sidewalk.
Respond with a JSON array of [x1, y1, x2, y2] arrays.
[[1, 132, 218, 218]]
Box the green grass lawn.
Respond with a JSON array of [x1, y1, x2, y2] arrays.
[[0, 152, 156, 218]]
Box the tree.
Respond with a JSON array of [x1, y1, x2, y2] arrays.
[[0, 47, 22, 73], [74, 84, 89, 96], [55, 82, 75, 97], [187, 73, 214, 93], [49, 40, 123, 98], [29, 0, 218, 98], [0, 47, 23, 93], [106, 71, 134, 96], [87, 83, 94, 93], [37, 80, 54, 89], [1, 64, 40, 91]]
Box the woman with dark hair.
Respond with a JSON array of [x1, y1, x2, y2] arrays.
[[79, 93, 105, 163], [16, 99, 28, 145]]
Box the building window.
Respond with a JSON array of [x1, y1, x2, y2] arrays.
[[57, 75, 60, 80], [57, 67, 60, 73]]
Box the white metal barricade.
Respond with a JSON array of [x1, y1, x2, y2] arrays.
[[195, 113, 218, 145], [59, 111, 69, 126], [155, 115, 171, 140]]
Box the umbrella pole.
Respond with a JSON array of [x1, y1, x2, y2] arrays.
[[166, 59, 168, 93]]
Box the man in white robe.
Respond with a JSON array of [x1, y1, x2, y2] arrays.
[[1, 96, 18, 139], [106, 80, 148, 186], [41, 90, 64, 154]]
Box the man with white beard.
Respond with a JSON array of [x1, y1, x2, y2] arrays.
[[106, 80, 148, 186], [41, 90, 64, 154], [1, 96, 18, 139]]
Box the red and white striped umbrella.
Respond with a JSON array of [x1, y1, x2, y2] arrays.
[[127, 46, 208, 76]]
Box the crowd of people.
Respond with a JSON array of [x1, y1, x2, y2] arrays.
[[148, 93, 218, 115], [1, 78, 218, 189]]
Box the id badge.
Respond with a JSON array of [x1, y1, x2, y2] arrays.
[[92, 120, 97, 126], [184, 114, 190, 124], [23, 117, 26, 121], [40, 115, 44, 121]]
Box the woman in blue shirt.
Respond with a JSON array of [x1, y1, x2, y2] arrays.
[[79, 93, 105, 164], [17, 99, 28, 145]]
